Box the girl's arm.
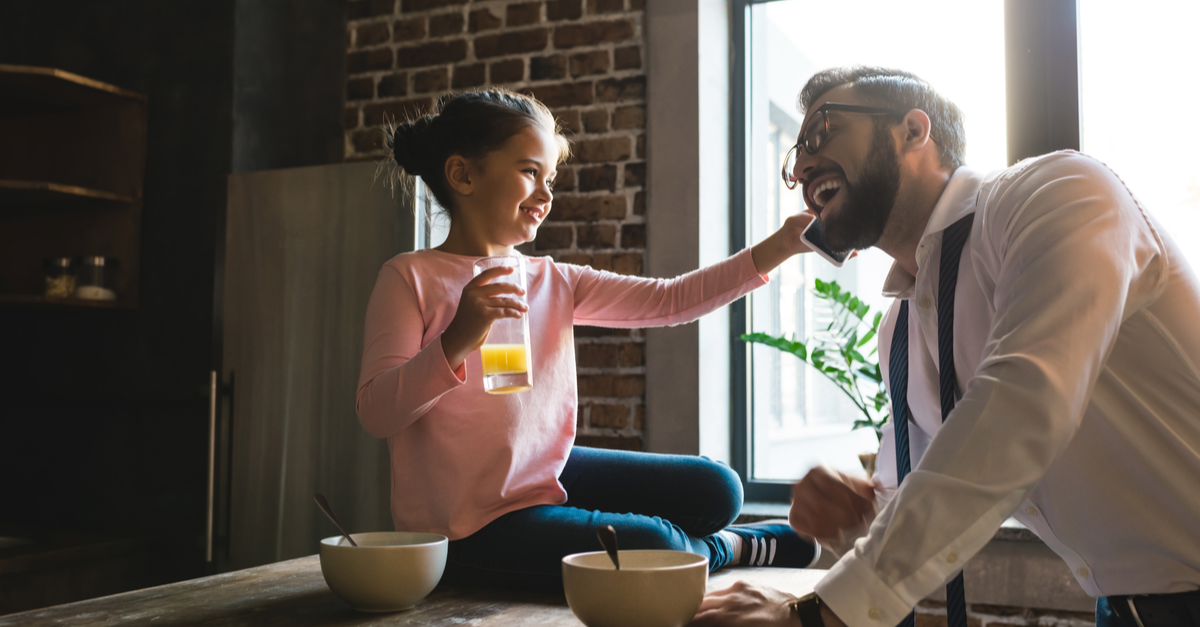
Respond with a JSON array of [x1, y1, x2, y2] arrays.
[[751, 212, 814, 275]]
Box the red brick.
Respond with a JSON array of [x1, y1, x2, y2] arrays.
[[527, 82, 594, 108], [612, 105, 644, 129], [614, 45, 641, 70], [353, 129, 385, 153], [596, 76, 645, 102], [549, 195, 627, 221], [506, 2, 542, 26], [452, 63, 485, 88], [573, 435, 642, 451], [633, 190, 645, 214], [393, 17, 427, 41], [553, 167, 576, 191], [554, 19, 635, 49], [378, 72, 409, 97], [621, 223, 645, 247], [596, 252, 641, 276], [623, 162, 645, 187], [613, 374, 645, 396], [629, 0, 644, 9], [581, 109, 608, 133], [555, 108, 582, 134], [588, 0, 624, 14], [573, 137, 631, 163], [589, 403, 629, 428], [577, 224, 617, 247], [346, 77, 375, 101], [363, 97, 435, 126], [429, 12, 464, 36], [413, 68, 449, 93], [577, 344, 618, 367], [546, 0, 583, 21], [355, 22, 391, 47], [534, 225, 573, 250], [579, 165, 617, 191], [401, 0, 466, 11], [347, 48, 394, 74], [619, 342, 644, 366], [531, 55, 567, 81], [348, 0, 395, 19], [395, 39, 467, 68], [475, 28, 549, 58], [344, 107, 360, 130], [489, 59, 525, 83], [570, 50, 610, 77], [469, 8, 502, 32], [633, 404, 644, 430], [636, 133, 645, 158], [560, 253, 593, 266], [579, 374, 614, 396]]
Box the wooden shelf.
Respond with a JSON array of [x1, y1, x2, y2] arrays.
[[0, 294, 135, 310], [0, 179, 136, 206], [0, 64, 146, 119]]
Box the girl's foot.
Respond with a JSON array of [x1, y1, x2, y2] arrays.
[[724, 521, 819, 568]]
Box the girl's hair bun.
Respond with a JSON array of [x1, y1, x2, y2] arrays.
[[391, 116, 435, 176]]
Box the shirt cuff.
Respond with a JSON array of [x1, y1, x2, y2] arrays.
[[815, 551, 915, 627]]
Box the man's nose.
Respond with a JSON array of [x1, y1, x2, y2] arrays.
[[792, 148, 818, 182]]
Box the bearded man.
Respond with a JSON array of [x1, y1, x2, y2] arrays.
[[691, 67, 1200, 627]]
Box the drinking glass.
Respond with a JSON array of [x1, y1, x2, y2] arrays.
[[472, 255, 532, 394]]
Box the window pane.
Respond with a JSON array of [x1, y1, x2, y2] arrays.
[[746, 0, 1006, 482], [1080, 1, 1200, 272]]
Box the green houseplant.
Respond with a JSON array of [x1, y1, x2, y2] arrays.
[[742, 279, 889, 473]]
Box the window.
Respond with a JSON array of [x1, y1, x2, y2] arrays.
[[734, 0, 1006, 498]]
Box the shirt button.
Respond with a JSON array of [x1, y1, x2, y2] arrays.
[[1077, 567, 1089, 578], [946, 552, 959, 564], [919, 297, 932, 308], [868, 608, 882, 620], [1027, 506, 1038, 516]]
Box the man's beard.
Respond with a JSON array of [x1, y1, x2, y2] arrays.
[[820, 124, 901, 252]]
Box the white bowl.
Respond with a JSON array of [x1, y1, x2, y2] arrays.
[[562, 550, 708, 627], [318, 531, 448, 612]]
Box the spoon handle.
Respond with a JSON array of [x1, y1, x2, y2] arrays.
[[596, 525, 619, 570], [313, 493, 358, 547]]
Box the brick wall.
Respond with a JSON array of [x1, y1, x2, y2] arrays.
[[344, 0, 648, 450]]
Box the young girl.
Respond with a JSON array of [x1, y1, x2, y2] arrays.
[[357, 87, 819, 590]]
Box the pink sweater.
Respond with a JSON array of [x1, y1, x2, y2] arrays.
[[355, 247, 768, 539]]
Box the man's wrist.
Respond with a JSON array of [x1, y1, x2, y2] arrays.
[[791, 592, 824, 627]]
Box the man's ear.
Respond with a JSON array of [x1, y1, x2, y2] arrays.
[[445, 155, 473, 196], [899, 109, 932, 153]]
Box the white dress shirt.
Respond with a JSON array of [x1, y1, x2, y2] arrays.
[[815, 151, 1200, 627]]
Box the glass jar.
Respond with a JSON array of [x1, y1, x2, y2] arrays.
[[75, 256, 119, 301], [43, 257, 76, 298]]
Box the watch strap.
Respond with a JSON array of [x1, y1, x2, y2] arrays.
[[792, 592, 825, 627]]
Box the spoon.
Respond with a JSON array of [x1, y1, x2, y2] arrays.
[[313, 493, 358, 547], [596, 524, 619, 570]]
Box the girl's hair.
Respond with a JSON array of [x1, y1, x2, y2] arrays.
[[386, 87, 571, 212]]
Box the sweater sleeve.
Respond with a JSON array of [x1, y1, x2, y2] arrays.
[[355, 263, 466, 439], [567, 247, 768, 327]]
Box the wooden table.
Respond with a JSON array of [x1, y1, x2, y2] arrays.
[[0, 556, 824, 626]]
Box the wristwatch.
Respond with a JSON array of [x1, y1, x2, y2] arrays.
[[791, 592, 825, 627]]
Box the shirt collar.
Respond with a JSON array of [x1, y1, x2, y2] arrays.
[[881, 167, 986, 298]]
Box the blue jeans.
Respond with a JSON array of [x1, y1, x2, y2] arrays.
[[441, 446, 743, 590]]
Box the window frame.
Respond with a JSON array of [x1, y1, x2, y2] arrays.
[[727, 0, 1081, 501]]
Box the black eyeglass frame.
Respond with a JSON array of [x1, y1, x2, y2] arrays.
[[781, 103, 907, 189]]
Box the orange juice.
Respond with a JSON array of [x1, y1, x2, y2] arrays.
[[481, 344, 529, 375]]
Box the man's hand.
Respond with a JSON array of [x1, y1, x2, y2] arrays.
[[789, 465, 877, 543], [688, 581, 799, 626]]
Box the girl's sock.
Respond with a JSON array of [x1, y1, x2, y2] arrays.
[[723, 521, 819, 568]]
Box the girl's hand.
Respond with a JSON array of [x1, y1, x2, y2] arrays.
[[751, 212, 816, 275], [441, 266, 528, 370]]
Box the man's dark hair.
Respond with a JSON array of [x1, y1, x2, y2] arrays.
[[799, 66, 966, 170]]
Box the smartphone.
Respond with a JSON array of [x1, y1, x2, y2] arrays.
[[800, 218, 850, 267]]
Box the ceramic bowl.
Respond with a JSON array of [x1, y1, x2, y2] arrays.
[[562, 550, 708, 627], [318, 531, 448, 612]]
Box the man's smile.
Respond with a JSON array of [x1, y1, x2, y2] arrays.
[[804, 171, 846, 215]]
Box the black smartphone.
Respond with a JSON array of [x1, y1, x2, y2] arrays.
[[800, 219, 850, 267]]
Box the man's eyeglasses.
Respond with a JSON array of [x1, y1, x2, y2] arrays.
[[781, 103, 906, 190]]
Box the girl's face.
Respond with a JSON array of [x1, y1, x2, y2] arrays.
[[458, 124, 559, 254]]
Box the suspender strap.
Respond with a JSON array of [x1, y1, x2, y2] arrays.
[[890, 213, 975, 627]]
